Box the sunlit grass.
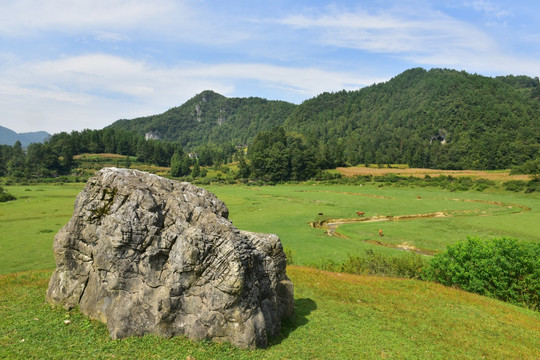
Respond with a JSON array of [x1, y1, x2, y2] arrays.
[[1, 268, 538, 359]]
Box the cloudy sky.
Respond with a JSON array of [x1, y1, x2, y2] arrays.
[[1, 0, 539, 134]]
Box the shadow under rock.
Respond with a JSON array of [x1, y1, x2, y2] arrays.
[[269, 298, 317, 347]]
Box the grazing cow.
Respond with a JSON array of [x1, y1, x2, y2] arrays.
[[318, 212, 324, 216], [378, 229, 384, 237], [356, 211, 365, 217], [417, 195, 421, 199]]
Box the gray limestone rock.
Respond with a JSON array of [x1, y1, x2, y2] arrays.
[[46, 168, 294, 349]]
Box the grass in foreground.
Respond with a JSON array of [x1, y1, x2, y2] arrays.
[[1, 268, 539, 359]]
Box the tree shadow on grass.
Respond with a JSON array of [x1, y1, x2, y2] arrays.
[[269, 298, 317, 347]]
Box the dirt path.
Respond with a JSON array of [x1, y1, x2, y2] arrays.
[[310, 198, 531, 255]]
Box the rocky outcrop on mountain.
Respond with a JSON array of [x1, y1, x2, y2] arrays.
[[46, 167, 294, 349]]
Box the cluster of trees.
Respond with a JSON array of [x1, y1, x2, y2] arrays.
[[109, 90, 296, 149], [0, 129, 180, 178], [0, 127, 243, 180], [107, 69, 540, 172], [2, 68, 539, 181], [284, 68, 539, 170], [244, 127, 337, 182]]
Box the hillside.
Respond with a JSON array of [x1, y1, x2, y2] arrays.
[[105, 69, 539, 171], [108, 90, 297, 148], [1, 267, 539, 359], [0, 125, 50, 146], [283, 68, 540, 170]]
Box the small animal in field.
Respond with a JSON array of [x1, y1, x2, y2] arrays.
[[318, 212, 324, 216], [378, 229, 384, 237], [356, 211, 365, 217], [417, 195, 421, 199]]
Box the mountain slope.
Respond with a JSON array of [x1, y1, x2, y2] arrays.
[[0, 126, 50, 146], [108, 90, 297, 148], [283, 68, 540, 170]]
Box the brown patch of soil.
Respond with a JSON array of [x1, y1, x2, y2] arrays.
[[337, 166, 530, 181]]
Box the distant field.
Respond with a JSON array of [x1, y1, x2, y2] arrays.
[[0, 184, 82, 274], [1, 181, 538, 274], [206, 183, 539, 264], [337, 166, 531, 181]]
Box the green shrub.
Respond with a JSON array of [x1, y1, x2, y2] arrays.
[[311, 250, 427, 279], [0, 186, 16, 202], [284, 247, 295, 265], [525, 175, 540, 193], [510, 158, 540, 175], [503, 180, 527, 192], [422, 237, 540, 310]]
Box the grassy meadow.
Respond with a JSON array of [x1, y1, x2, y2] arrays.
[[205, 183, 539, 264], [1, 177, 539, 358], [1, 267, 539, 359]]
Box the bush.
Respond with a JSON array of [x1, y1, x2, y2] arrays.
[[0, 186, 16, 202], [311, 250, 427, 279], [422, 237, 540, 310], [510, 158, 540, 175], [503, 180, 527, 192], [284, 247, 295, 265], [525, 175, 540, 193]]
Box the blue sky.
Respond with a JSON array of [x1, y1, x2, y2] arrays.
[[1, 0, 539, 134]]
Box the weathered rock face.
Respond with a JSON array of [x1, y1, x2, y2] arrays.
[[46, 168, 294, 349]]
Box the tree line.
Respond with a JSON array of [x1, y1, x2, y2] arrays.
[[0, 129, 180, 179]]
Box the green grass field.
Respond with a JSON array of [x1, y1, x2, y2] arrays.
[[0, 184, 82, 274], [1, 268, 539, 359], [205, 183, 540, 264], [1, 182, 539, 272], [1, 180, 539, 358]]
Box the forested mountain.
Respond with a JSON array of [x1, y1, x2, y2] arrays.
[[106, 68, 539, 171], [0, 126, 50, 147], [108, 90, 297, 148], [283, 68, 540, 170]]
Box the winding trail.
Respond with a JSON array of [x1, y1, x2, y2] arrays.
[[309, 197, 531, 255]]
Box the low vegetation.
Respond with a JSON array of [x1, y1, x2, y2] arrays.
[[308, 250, 426, 279], [0, 185, 16, 202], [423, 237, 540, 310]]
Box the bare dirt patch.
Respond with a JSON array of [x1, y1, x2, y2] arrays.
[[337, 166, 530, 181]]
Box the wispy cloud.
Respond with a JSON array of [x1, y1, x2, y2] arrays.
[[1, 1, 538, 134], [279, 4, 540, 75], [0, 53, 381, 133], [462, 1, 513, 19], [0, 0, 177, 35], [280, 7, 496, 55]]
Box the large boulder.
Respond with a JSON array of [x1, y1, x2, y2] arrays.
[[46, 168, 294, 349]]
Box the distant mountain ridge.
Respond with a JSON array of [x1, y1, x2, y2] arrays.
[[106, 68, 539, 170], [0, 126, 50, 147], [282, 68, 539, 169], [108, 91, 297, 148]]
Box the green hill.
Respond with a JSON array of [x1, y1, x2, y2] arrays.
[[106, 69, 539, 171], [283, 68, 540, 170], [108, 90, 297, 148]]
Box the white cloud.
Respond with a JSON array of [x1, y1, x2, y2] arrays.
[[0, 0, 251, 47], [462, 1, 513, 19], [279, 5, 540, 76], [94, 31, 130, 42], [0, 0, 178, 35], [0, 53, 381, 133], [280, 7, 497, 55]]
